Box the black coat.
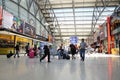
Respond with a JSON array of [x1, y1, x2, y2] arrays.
[[44, 46, 50, 54]]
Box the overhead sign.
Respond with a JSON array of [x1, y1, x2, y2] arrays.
[[70, 36, 78, 44]]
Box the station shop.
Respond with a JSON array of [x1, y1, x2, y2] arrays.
[[0, 6, 53, 55], [92, 7, 120, 55]]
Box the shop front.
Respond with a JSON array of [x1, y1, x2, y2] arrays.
[[111, 17, 120, 55], [0, 32, 33, 55], [0, 34, 14, 54], [15, 36, 32, 54]]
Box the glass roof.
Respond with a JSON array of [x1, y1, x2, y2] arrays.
[[38, 0, 119, 41]]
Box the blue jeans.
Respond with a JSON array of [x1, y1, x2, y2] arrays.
[[58, 51, 63, 59], [80, 49, 85, 61]]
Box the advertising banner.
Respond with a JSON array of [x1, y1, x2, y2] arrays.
[[3, 10, 13, 29], [24, 23, 36, 37], [2, 10, 24, 33], [11, 16, 24, 33]]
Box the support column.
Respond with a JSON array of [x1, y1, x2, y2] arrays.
[[107, 17, 111, 54], [14, 35, 16, 54]]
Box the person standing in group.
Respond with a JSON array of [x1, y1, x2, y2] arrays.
[[70, 44, 76, 59], [57, 46, 64, 59], [25, 43, 30, 56], [79, 38, 87, 61], [37, 47, 41, 57], [33, 44, 37, 56], [14, 43, 20, 58], [40, 45, 51, 62]]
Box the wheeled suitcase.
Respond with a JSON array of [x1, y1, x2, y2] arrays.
[[29, 50, 34, 58], [7, 52, 13, 58], [66, 55, 70, 60]]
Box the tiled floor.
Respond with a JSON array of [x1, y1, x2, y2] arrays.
[[0, 54, 120, 80]]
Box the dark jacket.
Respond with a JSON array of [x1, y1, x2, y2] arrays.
[[44, 45, 50, 54], [15, 44, 20, 51]]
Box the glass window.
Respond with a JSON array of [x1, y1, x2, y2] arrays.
[[75, 12, 93, 16], [76, 29, 91, 32], [20, 0, 28, 9], [54, 9, 73, 13], [34, 3, 38, 14], [41, 26, 45, 37], [76, 25, 91, 28], [61, 29, 75, 32], [76, 33, 89, 35], [56, 13, 64, 17], [12, 0, 18, 3], [57, 17, 74, 21], [42, 17, 45, 24], [75, 8, 94, 12], [59, 21, 74, 24], [44, 30, 47, 38], [60, 25, 74, 28], [76, 17, 92, 20], [30, 2, 35, 15], [29, 14, 35, 27], [29, 0, 33, 4], [36, 20, 40, 35], [19, 7, 28, 23], [5, 1, 18, 17], [76, 21, 91, 24], [40, 10, 43, 20], [0, 0, 2, 6], [39, 23, 42, 35], [62, 33, 75, 35], [46, 31, 48, 38], [36, 10, 40, 20]]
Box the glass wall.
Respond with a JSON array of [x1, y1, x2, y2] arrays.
[[0, 0, 2, 6], [5, 1, 18, 17], [20, 0, 28, 10], [36, 20, 40, 35], [19, 7, 28, 22], [2, 0, 49, 38]]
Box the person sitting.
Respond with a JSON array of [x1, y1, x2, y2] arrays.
[[57, 46, 64, 59]]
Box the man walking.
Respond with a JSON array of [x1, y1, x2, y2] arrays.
[[80, 38, 87, 61], [40, 45, 51, 62], [14, 43, 20, 58], [25, 43, 30, 56]]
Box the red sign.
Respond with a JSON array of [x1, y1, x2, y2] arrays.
[[0, 6, 2, 27]]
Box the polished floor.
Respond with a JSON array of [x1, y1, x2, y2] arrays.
[[0, 54, 120, 80]]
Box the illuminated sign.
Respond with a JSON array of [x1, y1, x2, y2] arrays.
[[70, 36, 78, 44]]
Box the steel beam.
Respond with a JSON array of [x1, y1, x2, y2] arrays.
[[55, 35, 91, 37], [72, 0, 76, 35]]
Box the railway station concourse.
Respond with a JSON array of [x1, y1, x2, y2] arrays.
[[0, 0, 120, 80]]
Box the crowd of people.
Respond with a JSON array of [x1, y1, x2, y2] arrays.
[[11, 38, 103, 62]]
